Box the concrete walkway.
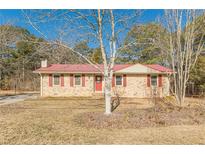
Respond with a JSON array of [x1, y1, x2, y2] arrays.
[[0, 93, 38, 105]]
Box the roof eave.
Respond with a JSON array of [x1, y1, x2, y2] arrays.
[[33, 71, 174, 74], [33, 71, 102, 74]]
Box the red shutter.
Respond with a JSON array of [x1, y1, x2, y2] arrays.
[[123, 74, 127, 87], [49, 74, 52, 87], [147, 74, 151, 87], [112, 75, 115, 87], [61, 74, 64, 87], [82, 74, 85, 87], [158, 74, 162, 87], [70, 74, 73, 87]]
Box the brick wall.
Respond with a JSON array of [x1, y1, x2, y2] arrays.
[[42, 74, 94, 97], [41, 73, 170, 98], [112, 74, 170, 98]]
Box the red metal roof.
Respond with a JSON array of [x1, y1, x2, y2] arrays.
[[34, 63, 173, 73], [34, 64, 132, 73], [145, 64, 173, 72]]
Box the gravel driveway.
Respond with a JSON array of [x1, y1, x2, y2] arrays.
[[0, 93, 38, 105]]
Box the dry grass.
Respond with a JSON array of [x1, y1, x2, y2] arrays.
[[0, 97, 205, 144], [0, 90, 39, 96]]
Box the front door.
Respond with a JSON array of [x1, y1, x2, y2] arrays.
[[95, 76, 102, 91]]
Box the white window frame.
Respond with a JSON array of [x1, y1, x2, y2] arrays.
[[151, 75, 158, 87], [53, 74, 60, 86], [74, 74, 81, 86], [115, 75, 123, 86]]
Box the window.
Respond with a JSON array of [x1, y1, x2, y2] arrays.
[[53, 75, 60, 85], [96, 76, 102, 83], [116, 75, 122, 85], [151, 75, 157, 86], [75, 75, 81, 85]]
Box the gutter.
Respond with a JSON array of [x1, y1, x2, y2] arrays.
[[34, 71, 173, 75]]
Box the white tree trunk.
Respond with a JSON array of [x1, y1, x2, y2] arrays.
[[162, 10, 205, 105], [104, 75, 112, 115], [97, 10, 112, 115]]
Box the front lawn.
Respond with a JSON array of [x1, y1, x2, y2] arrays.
[[0, 97, 204, 144]]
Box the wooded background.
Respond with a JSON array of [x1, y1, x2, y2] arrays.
[[0, 10, 204, 98]]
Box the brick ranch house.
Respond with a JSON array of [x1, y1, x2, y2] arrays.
[[33, 60, 173, 98]]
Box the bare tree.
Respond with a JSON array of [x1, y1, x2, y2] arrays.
[[22, 9, 139, 114], [156, 10, 205, 105]]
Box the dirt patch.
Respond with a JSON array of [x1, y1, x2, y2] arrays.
[[75, 99, 205, 129]]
